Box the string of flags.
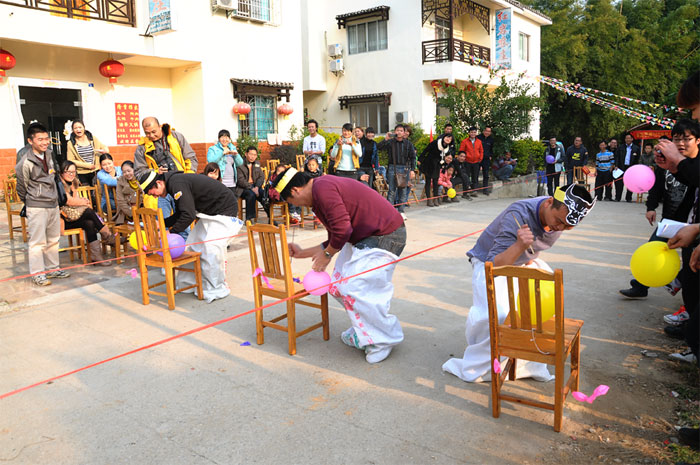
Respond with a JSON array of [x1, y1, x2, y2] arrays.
[[443, 51, 679, 129]]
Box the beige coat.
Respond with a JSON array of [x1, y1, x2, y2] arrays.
[[114, 175, 141, 224], [67, 135, 107, 174]]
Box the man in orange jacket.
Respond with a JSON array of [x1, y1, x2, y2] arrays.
[[459, 126, 484, 197]]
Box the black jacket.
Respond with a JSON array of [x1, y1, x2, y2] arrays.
[[377, 137, 416, 169], [163, 172, 237, 233], [565, 144, 588, 167], [418, 136, 450, 177], [477, 134, 494, 160], [646, 168, 694, 222], [614, 144, 640, 168]]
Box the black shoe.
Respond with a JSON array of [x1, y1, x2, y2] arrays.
[[605, 197, 613, 201], [679, 427, 699, 450], [482, 190, 491, 196], [663, 323, 686, 340], [626, 199, 633, 203], [615, 199, 621, 202], [619, 287, 648, 299]]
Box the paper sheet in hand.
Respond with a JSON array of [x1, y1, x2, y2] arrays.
[[656, 219, 688, 239], [612, 168, 624, 179]]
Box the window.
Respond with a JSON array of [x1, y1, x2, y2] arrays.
[[349, 102, 389, 134], [240, 95, 277, 140], [518, 32, 530, 62], [435, 17, 450, 40], [348, 20, 388, 54], [236, 0, 271, 22]]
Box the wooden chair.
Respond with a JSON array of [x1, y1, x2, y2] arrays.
[[132, 206, 203, 311], [296, 154, 306, 171], [573, 167, 588, 186], [485, 261, 582, 432], [114, 190, 143, 264], [75, 186, 106, 261], [261, 166, 269, 183], [98, 182, 117, 228], [4, 179, 27, 242], [300, 206, 318, 230], [238, 197, 260, 223], [269, 201, 290, 228], [59, 218, 87, 264], [374, 173, 389, 198], [266, 159, 280, 173], [246, 221, 329, 355]]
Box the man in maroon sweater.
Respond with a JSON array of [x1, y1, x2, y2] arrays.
[[273, 168, 407, 363]]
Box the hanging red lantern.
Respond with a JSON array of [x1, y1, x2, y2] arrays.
[[0, 49, 16, 82], [277, 103, 293, 120], [233, 102, 251, 121], [430, 80, 442, 89], [98, 59, 124, 84]]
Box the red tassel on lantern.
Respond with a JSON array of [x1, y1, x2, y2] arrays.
[[99, 59, 124, 85], [0, 49, 16, 83], [277, 103, 293, 120]]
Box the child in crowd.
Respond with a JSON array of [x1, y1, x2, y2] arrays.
[[203, 162, 221, 181], [437, 165, 456, 204], [304, 157, 323, 178], [640, 143, 656, 167]]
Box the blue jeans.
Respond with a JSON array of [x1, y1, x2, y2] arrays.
[[494, 164, 514, 181], [387, 165, 409, 213]]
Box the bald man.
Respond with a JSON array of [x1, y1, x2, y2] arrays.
[[133, 116, 198, 176]]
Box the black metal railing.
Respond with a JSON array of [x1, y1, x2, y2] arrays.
[[422, 38, 490, 67], [0, 0, 136, 26]]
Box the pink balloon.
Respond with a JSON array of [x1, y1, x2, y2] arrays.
[[493, 358, 502, 374], [623, 165, 655, 193], [303, 271, 331, 296]]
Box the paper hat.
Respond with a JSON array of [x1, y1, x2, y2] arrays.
[[553, 184, 596, 226]]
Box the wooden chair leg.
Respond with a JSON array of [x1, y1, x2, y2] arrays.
[[22, 217, 27, 242], [164, 265, 176, 310], [139, 262, 150, 305], [321, 294, 330, 341], [553, 355, 565, 432], [115, 231, 122, 264], [491, 358, 501, 419], [68, 235, 75, 262], [8, 214, 14, 240], [287, 300, 296, 355], [255, 289, 264, 345], [194, 257, 203, 301], [508, 358, 517, 381], [571, 334, 581, 391], [80, 233, 87, 265]]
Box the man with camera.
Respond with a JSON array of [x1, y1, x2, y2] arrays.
[[134, 116, 198, 176]]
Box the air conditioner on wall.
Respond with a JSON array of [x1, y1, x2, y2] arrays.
[[328, 44, 343, 57], [395, 111, 412, 124], [212, 0, 236, 11], [330, 59, 344, 73]]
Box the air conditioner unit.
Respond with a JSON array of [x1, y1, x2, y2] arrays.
[[212, 0, 236, 11], [330, 58, 344, 73], [395, 111, 412, 124], [328, 44, 343, 57]]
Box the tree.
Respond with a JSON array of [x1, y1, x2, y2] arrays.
[[435, 73, 543, 157]]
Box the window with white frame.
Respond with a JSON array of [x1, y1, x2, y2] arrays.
[[518, 32, 530, 61], [236, 0, 271, 22], [348, 20, 388, 55], [349, 102, 389, 134], [239, 95, 277, 140]]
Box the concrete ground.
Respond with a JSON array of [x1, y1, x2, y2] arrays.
[[0, 184, 691, 464]]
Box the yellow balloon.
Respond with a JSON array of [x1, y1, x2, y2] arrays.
[[447, 188, 456, 198], [630, 241, 680, 287], [128, 231, 146, 250], [515, 280, 556, 325]]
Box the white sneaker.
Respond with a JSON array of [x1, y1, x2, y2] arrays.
[[400, 213, 407, 221], [669, 349, 697, 364], [664, 307, 689, 325], [365, 344, 393, 364]]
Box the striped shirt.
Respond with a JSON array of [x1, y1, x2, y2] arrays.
[[76, 144, 95, 165], [596, 151, 614, 171]]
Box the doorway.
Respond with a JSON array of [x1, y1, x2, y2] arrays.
[[19, 86, 83, 165]]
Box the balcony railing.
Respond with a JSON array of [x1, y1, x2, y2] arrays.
[[422, 38, 490, 68], [0, 0, 136, 26]]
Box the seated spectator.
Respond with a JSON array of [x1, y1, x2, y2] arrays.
[[114, 160, 141, 225], [66, 120, 107, 186], [59, 161, 115, 267], [437, 165, 458, 204], [96, 153, 121, 212], [640, 143, 656, 167], [492, 151, 517, 181], [451, 151, 471, 200], [203, 162, 221, 181], [235, 146, 265, 224], [304, 157, 323, 178]]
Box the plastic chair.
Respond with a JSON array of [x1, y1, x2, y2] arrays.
[[132, 206, 203, 310], [246, 221, 329, 355], [4, 179, 27, 242], [485, 261, 582, 432]]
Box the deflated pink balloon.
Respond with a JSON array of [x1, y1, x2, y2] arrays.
[[572, 384, 610, 404], [493, 358, 502, 374]]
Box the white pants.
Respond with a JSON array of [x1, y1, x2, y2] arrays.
[[329, 243, 404, 348], [442, 258, 554, 383], [26, 206, 60, 274], [177, 214, 242, 303]]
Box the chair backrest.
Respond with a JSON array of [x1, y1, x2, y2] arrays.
[[132, 206, 175, 261], [246, 222, 294, 295], [267, 159, 280, 173], [80, 183, 104, 217], [296, 154, 306, 171], [101, 183, 117, 221], [4, 179, 20, 207], [261, 166, 269, 183], [484, 262, 564, 334]]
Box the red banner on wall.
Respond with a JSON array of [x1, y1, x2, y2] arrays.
[[115, 103, 140, 145], [631, 129, 671, 140]]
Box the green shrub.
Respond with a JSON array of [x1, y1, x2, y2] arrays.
[[236, 133, 258, 154], [511, 138, 546, 176], [318, 128, 340, 167]]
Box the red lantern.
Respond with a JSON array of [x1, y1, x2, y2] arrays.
[[233, 102, 251, 121], [430, 80, 442, 89], [0, 49, 16, 82], [98, 59, 124, 84], [277, 103, 293, 120]]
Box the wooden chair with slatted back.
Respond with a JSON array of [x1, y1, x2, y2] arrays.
[[261, 166, 269, 183], [75, 185, 106, 261], [59, 218, 87, 264], [485, 261, 582, 432], [374, 173, 389, 198], [99, 182, 117, 229], [573, 167, 588, 186], [269, 201, 289, 228], [246, 221, 329, 355], [132, 206, 203, 310], [296, 154, 306, 171], [300, 206, 318, 230], [266, 159, 280, 174], [114, 189, 143, 264], [4, 179, 27, 242]]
